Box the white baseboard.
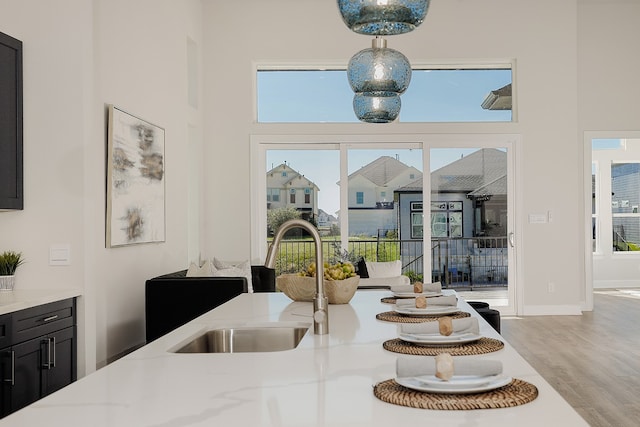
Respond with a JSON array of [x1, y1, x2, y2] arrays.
[[522, 305, 583, 316], [593, 280, 640, 289]]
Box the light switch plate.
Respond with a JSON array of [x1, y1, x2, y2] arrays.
[[49, 244, 71, 266], [528, 213, 547, 224]]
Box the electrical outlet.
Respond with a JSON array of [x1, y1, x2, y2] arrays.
[[548, 282, 555, 293]]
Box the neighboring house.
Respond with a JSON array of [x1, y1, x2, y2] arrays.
[[395, 148, 507, 241], [395, 148, 508, 283], [317, 208, 338, 233], [266, 163, 320, 222], [340, 156, 422, 236]]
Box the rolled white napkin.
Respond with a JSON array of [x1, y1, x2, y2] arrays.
[[396, 355, 503, 379], [395, 295, 458, 307], [399, 317, 480, 336], [391, 281, 442, 294]]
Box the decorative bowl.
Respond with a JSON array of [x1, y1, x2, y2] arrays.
[[276, 274, 360, 304]]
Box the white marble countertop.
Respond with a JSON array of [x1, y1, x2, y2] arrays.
[[1, 291, 588, 426], [0, 288, 82, 315]]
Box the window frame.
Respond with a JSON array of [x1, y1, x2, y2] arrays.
[[267, 187, 280, 202], [410, 203, 424, 239], [255, 61, 517, 124], [610, 161, 640, 252], [250, 133, 520, 315]]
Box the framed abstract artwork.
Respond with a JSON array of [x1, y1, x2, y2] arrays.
[[106, 105, 165, 247]]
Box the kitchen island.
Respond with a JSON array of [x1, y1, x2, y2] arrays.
[[1, 291, 588, 426]]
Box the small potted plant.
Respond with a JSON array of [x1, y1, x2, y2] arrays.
[[0, 251, 24, 291]]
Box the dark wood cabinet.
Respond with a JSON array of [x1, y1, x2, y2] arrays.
[[0, 299, 76, 418], [0, 30, 23, 210]]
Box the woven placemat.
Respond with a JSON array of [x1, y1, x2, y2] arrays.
[[376, 311, 471, 323], [373, 378, 538, 410], [382, 337, 504, 356]]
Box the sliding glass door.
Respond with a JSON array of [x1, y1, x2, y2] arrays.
[[251, 135, 518, 315]]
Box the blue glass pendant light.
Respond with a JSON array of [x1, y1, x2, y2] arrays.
[[353, 93, 401, 123], [347, 37, 411, 96], [337, 0, 430, 36], [347, 37, 411, 123]]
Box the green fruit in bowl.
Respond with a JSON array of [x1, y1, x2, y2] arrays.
[[300, 261, 356, 280]]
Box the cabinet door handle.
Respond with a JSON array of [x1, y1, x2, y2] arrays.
[[4, 351, 15, 385], [50, 336, 56, 368], [43, 315, 59, 323], [42, 339, 52, 369]]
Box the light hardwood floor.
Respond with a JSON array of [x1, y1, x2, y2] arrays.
[[501, 290, 640, 427]]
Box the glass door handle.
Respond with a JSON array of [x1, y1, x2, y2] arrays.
[[508, 232, 515, 247]]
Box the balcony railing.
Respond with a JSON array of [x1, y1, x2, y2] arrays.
[[268, 237, 508, 290]]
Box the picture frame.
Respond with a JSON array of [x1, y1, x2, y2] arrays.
[[106, 105, 165, 247]]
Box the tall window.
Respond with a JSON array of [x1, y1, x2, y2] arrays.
[[267, 188, 280, 202], [431, 201, 463, 238], [256, 64, 515, 304], [290, 188, 296, 204], [611, 162, 640, 251], [591, 138, 640, 253], [410, 202, 424, 239]]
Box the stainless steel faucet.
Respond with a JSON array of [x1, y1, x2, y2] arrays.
[[265, 219, 329, 335]]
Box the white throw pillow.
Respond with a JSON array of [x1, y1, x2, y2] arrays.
[[212, 258, 253, 293], [365, 260, 402, 278], [186, 259, 215, 277]]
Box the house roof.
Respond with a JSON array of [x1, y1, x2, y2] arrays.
[[395, 148, 507, 195], [481, 83, 512, 111], [467, 175, 507, 198], [395, 176, 423, 192], [267, 162, 319, 190], [431, 148, 506, 193], [346, 155, 419, 186], [318, 208, 337, 221]]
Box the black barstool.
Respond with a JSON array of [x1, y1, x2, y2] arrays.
[[467, 301, 490, 310], [467, 301, 501, 334]]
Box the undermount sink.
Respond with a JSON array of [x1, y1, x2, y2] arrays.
[[173, 325, 309, 353]]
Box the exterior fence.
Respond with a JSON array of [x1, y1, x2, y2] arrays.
[[269, 237, 508, 290]]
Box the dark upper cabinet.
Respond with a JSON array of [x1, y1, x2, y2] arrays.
[[0, 31, 23, 210]]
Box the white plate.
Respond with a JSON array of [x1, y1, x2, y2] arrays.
[[414, 374, 502, 388], [394, 305, 460, 317], [399, 332, 482, 346], [395, 374, 512, 394], [393, 291, 442, 298]]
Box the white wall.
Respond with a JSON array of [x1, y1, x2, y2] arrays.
[[578, 1, 640, 293], [0, 0, 95, 374], [202, 0, 584, 314], [91, 0, 204, 368], [0, 0, 203, 372]]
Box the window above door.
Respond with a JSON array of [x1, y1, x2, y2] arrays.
[[256, 65, 513, 123]]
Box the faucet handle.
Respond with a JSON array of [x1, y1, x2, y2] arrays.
[[313, 294, 329, 335]]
